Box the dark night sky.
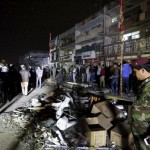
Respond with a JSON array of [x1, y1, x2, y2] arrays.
[[0, 0, 109, 64]]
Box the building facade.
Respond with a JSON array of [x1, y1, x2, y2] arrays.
[[49, 38, 59, 68], [75, 8, 105, 65], [104, 0, 150, 64], [49, 0, 150, 67], [59, 27, 75, 72]]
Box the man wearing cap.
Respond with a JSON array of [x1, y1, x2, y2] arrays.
[[19, 65, 31, 96], [132, 57, 150, 150]]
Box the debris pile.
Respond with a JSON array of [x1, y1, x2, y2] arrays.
[[0, 82, 134, 150]]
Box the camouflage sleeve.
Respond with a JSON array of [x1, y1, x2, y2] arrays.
[[132, 88, 150, 137]]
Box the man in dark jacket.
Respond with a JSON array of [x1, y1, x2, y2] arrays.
[[111, 62, 119, 95], [55, 67, 64, 89], [80, 65, 86, 83]]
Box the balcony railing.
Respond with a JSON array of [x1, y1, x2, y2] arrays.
[[76, 27, 103, 44], [77, 16, 104, 32], [104, 36, 150, 56], [76, 44, 101, 54]]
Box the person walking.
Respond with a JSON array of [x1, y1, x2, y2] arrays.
[[110, 63, 119, 95], [19, 65, 31, 96], [131, 57, 150, 150], [36, 66, 43, 88], [122, 60, 132, 94]]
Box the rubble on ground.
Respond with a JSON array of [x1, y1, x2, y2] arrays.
[[0, 82, 134, 150]]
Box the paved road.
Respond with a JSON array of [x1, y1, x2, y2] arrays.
[[0, 79, 56, 150]]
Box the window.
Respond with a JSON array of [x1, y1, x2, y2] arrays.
[[123, 31, 140, 41], [112, 17, 118, 23]]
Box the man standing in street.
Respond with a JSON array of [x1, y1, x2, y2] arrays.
[[96, 64, 101, 86], [52, 65, 56, 80], [1, 64, 9, 102], [132, 57, 150, 150], [80, 65, 86, 83], [19, 65, 31, 96], [110, 62, 119, 95], [100, 65, 105, 87], [36, 66, 43, 88], [122, 60, 132, 95], [72, 66, 77, 83]]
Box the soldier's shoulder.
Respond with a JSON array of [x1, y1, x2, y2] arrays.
[[143, 83, 150, 96]]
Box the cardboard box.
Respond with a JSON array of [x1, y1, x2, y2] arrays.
[[85, 124, 107, 147], [91, 101, 121, 121], [110, 123, 133, 148], [85, 114, 113, 130]]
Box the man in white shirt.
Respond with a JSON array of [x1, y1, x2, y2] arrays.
[[36, 66, 43, 88]]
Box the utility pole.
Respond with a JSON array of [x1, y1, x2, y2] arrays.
[[49, 33, 51, 63], [49, 33, 52, 77], [119, 0, 124, 97], [103, 7, 106, 65]]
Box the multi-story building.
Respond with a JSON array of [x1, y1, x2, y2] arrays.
[[75, 0, 150, 65], [59, 27, 75, 72], [75, 8, 105, 65], [49, 38, 59, 67], [103, 0, 150, 63], [49, 0, 150, 67]]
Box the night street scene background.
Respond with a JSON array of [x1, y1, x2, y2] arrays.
[[0, 0, 150, 150], [0, 0, 109, 63]]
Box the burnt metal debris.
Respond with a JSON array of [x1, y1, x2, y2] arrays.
[[0, 81, 134, 150]]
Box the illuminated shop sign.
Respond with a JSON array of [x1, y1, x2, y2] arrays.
[[82, 51, 96, 59]]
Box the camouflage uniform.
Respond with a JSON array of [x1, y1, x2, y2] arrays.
[[132, 77, 150, 150]]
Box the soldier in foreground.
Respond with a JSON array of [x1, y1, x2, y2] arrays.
[[132, 57, 150, 150]]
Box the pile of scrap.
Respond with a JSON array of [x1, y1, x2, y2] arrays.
[[1, 89, 88, 149], [0, 82, 134, 150]]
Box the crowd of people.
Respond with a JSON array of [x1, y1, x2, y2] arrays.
[[0, 57, 149, 150], [0, 57, 149, 149], [56, 61, 138, 96], [0, 64, 49, 104]]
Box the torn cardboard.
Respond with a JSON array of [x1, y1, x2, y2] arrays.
[[110, 122, 133, 148], [91, 101, 121, 121], [85, 114, 113, 130]]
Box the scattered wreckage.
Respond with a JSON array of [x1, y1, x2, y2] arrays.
[[0, 81, 134, 150]]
